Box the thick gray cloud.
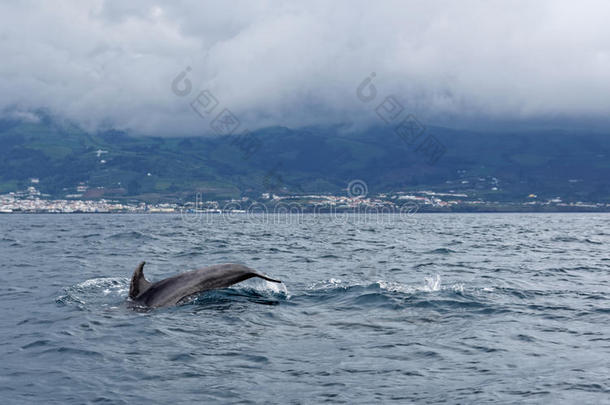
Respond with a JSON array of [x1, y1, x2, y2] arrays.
[[1, 0, 609, 135]]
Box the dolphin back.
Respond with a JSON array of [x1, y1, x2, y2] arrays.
[[129, 263, 281, 308]]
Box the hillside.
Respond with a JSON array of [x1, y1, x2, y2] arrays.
[[1, 118, 609, 203]]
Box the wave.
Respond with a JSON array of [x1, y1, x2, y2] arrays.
[[552, 236, 604, 245], [308, 274, 462, 294], [585, 238, 603, 245], [294, 275, 505, 317], [105, 231, 158, 241], [426, 248, 456, 254]]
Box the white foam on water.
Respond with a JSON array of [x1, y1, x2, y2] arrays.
[[424, 274, 442, 291], [378, 275, 464, 294], [263, 279, 290, 298], [308, 278, 345, 290], [75, 277, 129, 295], [237, 277, 291, 299], [310, 274, 465, 295], [58, 277, 130, 306]]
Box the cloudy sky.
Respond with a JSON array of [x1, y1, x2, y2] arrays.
[[1, 0, 609, 135]]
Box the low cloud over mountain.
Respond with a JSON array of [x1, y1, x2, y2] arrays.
[[2, 0, 609, 135]]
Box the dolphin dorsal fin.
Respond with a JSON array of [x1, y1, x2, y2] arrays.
[[129, 261, 151, 299]]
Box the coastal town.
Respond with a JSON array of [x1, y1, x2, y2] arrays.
[[1, 180, 608, 214], [0, 185, 176, 213]]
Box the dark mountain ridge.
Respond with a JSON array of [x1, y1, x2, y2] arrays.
[[1, 119, 609, 203]]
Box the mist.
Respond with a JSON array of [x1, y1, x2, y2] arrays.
[[1, 0, 609, 135]]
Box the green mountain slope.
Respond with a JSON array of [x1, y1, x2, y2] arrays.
[[1, 119, 609, 203]]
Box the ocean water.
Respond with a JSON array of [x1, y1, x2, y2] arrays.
[[1, 213, 609, 404]]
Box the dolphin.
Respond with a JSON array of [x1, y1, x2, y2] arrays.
[[128, 261, 282, 308]]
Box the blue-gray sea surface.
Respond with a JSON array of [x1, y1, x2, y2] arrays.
[[1, 213, 609, 404]]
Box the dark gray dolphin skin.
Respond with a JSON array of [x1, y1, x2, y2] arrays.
[[128, 261, 282, 308]]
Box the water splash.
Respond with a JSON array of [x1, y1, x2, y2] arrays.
[[311, 274, 465, 295], [56, 277, 129, 307], [264, 280, 290, 298], [424, 274, 442, 291], [236, 277, 290, 298]]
